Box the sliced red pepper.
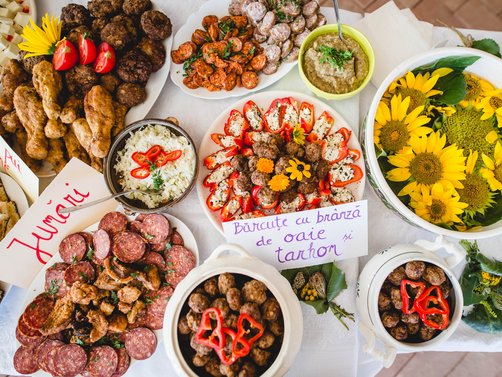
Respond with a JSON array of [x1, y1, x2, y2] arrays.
[[252, 186, 279, 210], [321, 139, 349, 164], [308, 111, 334, 142], [204, 146, 239, 170], [203, 162, 235, 190], [224, 109, 249, 138], [206, 180, 231, 211], [241, 147, 254, 157], [215, 327, 240, 366], [220, 195, 242, 222], [318, 179, 331, 196], [146, 145, 163, 161], [233, 313, 265, 357], [348, 148, 361, 161], [400, 279, 426, 315], [242, 195, 253, 213], [299, 102, 315, 133], [337, 127, 351, 144], [155, 150, 182, 168], [275, 193, 305, 214], [329, 164, 364, 187], [281, 97, 299, 131], [264, 98, 290, 134], [420, 308, 450, 330], [195, 308, 225, 350], [131, 151, 150, 167], [211, 133, 243, 149], [243, 100, 266, 131], [130, 166, 150, 179], [414, 286, 449, 313]]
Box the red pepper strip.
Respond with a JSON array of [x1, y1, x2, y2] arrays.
[[224, 109, 249, 138], [420, 308, 450, 330], [156, 150, 182, 167], [204, 146, 239, 170], [131, 151, 149, 167], [146, 145, 163, 161], [242, 195, 253, 214], [215, 327, 240, 366], [243, 100, 265, 131], [251, 186, 279, 210], [321, 139, 349, 164], [318, 179, 331, 196], [233, 313, 265, 353], [220, 195, 242, 222], [299, 102, 315, 133], [329, 164, 364, 187], [194, 308, 225, 350], [130, 166, 150, 179], [414, 286, 450, 314], [348, 149, 361, 161], [400, 279, 426, 314], [337, 127, 351, 144]]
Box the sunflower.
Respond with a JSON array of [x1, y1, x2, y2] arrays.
[[286, 158, 311, 181], [426, 104, 456, 117], [387, 131, 466, 196], [460, 73, 494, 107], [374, 94, 432, 153], [387, 68, 453, 111], [19, 13, 62, 58], [292, 124, 306, 145], [410, 183, 468, 225], [480, 141, 502, 191], [476, 89, 502, 126]]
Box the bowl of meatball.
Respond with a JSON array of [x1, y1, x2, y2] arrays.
[[356, 239, 464, 367], [163, 244, 303, 377]]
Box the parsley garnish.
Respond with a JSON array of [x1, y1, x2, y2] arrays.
[[110, 291, 119, 305], [91, 356, 99, 363], [78, 272, 88, 280], [223, 40, 233, 59], [47, 279, 59, 296], [86, 245, 94, 260], [144, 297, 153, 305], [75, 338, 85, 346], [131, 272, 139, 278], [152, 170, 164, 191], [165, 243, 172, 251], [249, 46, 255, 56], [144, 233, 154, 240], [71, 255, 77, 264], [318, 45, 353, 70], [218, 19, 235, 36], [182, 51, 202, 76]]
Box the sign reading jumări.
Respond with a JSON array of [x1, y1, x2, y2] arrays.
[[223, 200, 368, 269]]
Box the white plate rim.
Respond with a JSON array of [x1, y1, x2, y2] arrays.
[[196, 89, 367, 236], [0, 172, 29, 216]]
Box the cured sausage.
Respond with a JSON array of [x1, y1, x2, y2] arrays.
[[79, 232, 94, 247], [259, 11, 276, 35], [291, 15, 306, 34], [140, 251, 166, 272], [93, 229, 111, 260], [250, 54, 267, 71], [145, 285, 173, 330], [64, 261, 96, 286], [264, 45, 281, 63], [171, 229, 184, 246], [164, 245, 196, 288], [22, 294, 55, 329], [98, 212, 128, 235], [241, 71, 259, 89], [129, 220, 143, 234], [110, 348, 130, 377], [84, 346, 118, 377], [59, 233, 87, 263], [45, 262, 69, 299], [54, 344, 87, 377], [281, 39, 293, 59], [302, 1, 319, 16], [36, 339, 64, 372], [305, 14, 318, 29], [253, 29, 267, 43], [177, 41, 197, 61], [125, 327, 157, 360], [149, 240, 168, 252], [141, 214, 170, 244], [269, 23, 291, 43], [16, 321, 46, 347], [14, 346, 39, 375], [262, 62, 279, 75], [112, 231, 146, 263], [285, 47, 300, 62], [201, 15, 218, 30], [246, 2, 267, 24], [294, 30, 310, 47]]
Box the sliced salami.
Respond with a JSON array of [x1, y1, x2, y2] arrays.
[[135, 213, 147, 222], [112, 231, 146, 263], [164, 245, 196, 288], [149, 240, 168, 252], [141, 251, 166, 271], [85, 346, 118, 377], [59, 233, 87, 264], [45, 262, 69, 298], [129, 220, 143, 234], [110, 348, 130, 377], [93, 229, 111, 260], [54, 344, 87, 377], [125, 327, 157, 360], [64, 261, 96, 286], [48, 331, 64, 341], [141, 214, 170, 244], [99, 212, 128, 235], [22, 294, 55, 329], [79, 231, 94, 247], [170, 229, 184, 246], [16, 322, 46, 347], [145, 285, 173, 330], [14, 346, 40, 375], [17, 315, 42, 337], [36, 339, 64, 371], [46, 343, 64, 376]]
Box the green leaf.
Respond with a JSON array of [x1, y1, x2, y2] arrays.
[[326, 263, 347, 302], [463, 304, 502, 333], [434, 72, 467, 105], [491, 292, 502, 311], [413, 55, 480, 73], [303, 299, 329, 314], [472, 39, 502, 58], [460, 270, 486, 305], [475, 253, 502, 276]]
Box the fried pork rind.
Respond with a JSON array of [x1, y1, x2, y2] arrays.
[[87, 308, 109, 343], [84, 85, 115, 158], [63, 127, 91, 164], [70, 281, 99, 305], [32, 61, 63, 121], [45, 119, 67, 139], [60, 96, 84, 124], [1, 111, 21, 133], [46, 138, 68, 173], [40, 297, 75, 336]]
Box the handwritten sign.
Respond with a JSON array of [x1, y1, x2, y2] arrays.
[[0, 136, 39, 202], [0, 158, 118, 288], [223, 200, 368, 269]]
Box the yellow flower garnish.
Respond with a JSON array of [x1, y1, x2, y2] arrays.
[[481, 271, 502, 286], [256, 158, 274, 174], [268, 174, 289, 192], [460, 73, 494, 107], [292, 124, 305, 145], [426, 104, 456, 117], [476, 89, 502, 126], [19, 13, 63, 58], [286, 158, 311, 182], [480, 141, 502, 191]]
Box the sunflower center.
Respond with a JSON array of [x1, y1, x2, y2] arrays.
[[457, 173, 493, 215], [430, 199, 446, 221], [489, 96, 502, 110], [409, 152, 442, 185], [442, 107, 497, 157], [297, 164, 304, 171], [397, 87, 426, 112], [465, 76, 482, 101], [379, 120, 409, 153], [494, 164, 502, 183]]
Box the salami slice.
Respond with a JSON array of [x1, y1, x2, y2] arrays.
[[54, 344, 87, 377], [14, 346, 40, 374], [135, 213, 147, 222], [129, 220, 143, 234], [64, 261, 96, 286], [16, 322, 46, 347], [45, 262, 69, 298], [79, 232, 94, 247], [170, 229, 184, 246], [22, 294, 55, 329], [59, 233, 87, 264], [85, 346, 118, 377], [164, 245, 196, 288], [125, 327, 157, 360], [112, 231, 146, 263], [110, 348, 130, 377], [93, 229, 111, 260], [149, 240, 168, 252], [141, 214, 170, 244], [36, 339, 64, 371], [145, 285, 173, 330], [141, 251, 166, 271], [18, 315, 42, 337], [99, 212, 128, 235]]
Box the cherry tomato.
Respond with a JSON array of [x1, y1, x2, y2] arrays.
[[131, 151, 149, 167], [146, 145, 163, 161], [78, 33, 97, 65], [130, 166, 150, 179], [94, 42, 116, 74], [53, 40, 78, 71], [155, 150, 182, 167]]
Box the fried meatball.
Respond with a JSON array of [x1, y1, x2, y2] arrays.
[[240, 302, 261, 322], [220, 362, 240, 377], [234, 173, 252, 195], [224, 313, 239, 330], [305, 142, 321, 162], [101, 21, 133, 50], [250, 347, 271, 367], [230, 155, 248, 172], [192, 353, 210, 368], [224, 288, 241, 312], [242, 280, 267, 305], [190, 333, 212, 356], [262, 297, 280, 322], [390, 286, 403, 310], [188, 292, 210, 313], [285, 141, 305, 158], [217, 273, 236, 295], [88, 0, 124, 18], [210, 298, 230, 319], [100, 73, 121, 94], [205, 358, 223, 377], [381, 311, 400, 328], [61, 4, 91, 32], [423, 265, 446, 286], [137, 37, 166, 72], [248, 155, 259, 171], [378, 291, 391, 311], [141, 10, 172, 40], [116, 83, 147, 108], [203, 277, 219, 297], [280, 188, 297, 203], [123, 0, 151, 15], [440, 281, 451, 299], [313, 159, 329, 179], [19, 51, 49, 74], [92, 17, 108, 34], [238, 361, 256, 377], [407, 322, 419, 335], [256, 331, 275, 349], [401, 312, 419, 324], [390, 324, 408, 341], [186, 310, 201, 332], [65, 65, 99, 97], [66, 25, 94, 47], [268, 320, 283, 336], [256, 187, 277, 208], [117, 49, 153, 83], [419, 325, 436, 341], [387, 266, 406, 286], [298, 180, 317, 195], [253, 142, 279, 160], [250, 170, 270, 187], [405, 261, 426, 280], [274, 156, 290, 175], [178, 316, 191, 335]]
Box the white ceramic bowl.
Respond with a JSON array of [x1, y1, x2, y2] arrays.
[[356, 238, 464, 367], [361, 47, 502, 239], [163, 244, 303, 377]]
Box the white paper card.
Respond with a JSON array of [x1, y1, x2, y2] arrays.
[[0, 158, 118, 288], [223, 200, 368, 269]]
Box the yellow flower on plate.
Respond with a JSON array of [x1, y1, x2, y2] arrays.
[[268, 174, 290, 192], [460, 73, 494, 107], [387, 131, 466, 196], [480, 141, 502, 191], [481, 271, 502, 286], [286, 158, 311, 182], [19, 13, 62, 58], [410, 183, 468, 225], [292, 124, 306, 145], [476, 89, 502, 126], [256, 158, 274, 174], [426, 104, 456, 117], [374, 94, 432, 153]]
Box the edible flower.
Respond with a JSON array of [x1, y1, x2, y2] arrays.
[[286, 158, 311, 182], [19, 13, 63, 58], [480, 141, 502, 191], [426, 104, 456, 117], [256, 158, 274, 174], [481, 271, 502, 286], [292, 124, 306, 145], [476, 89, 502, 125], [268, 174, 289, 192], [300, 283, 318, 301], [460, 73, 494, 107]]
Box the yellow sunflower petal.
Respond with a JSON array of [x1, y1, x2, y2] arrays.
[[482, 153, 495, 170]]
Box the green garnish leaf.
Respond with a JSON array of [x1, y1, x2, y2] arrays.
[[413, 55, 480, 73], [86, 245, 94, 260], [435, 72, 467, 105], [152, 170, 164, 191], [75, 338, 85, 346], [47, 279, 60, 296], [318, 45, 352, 70], [182, 51, 203, 75], [472, 38, 501, 58], [110, 290, 119, 305], [131, 272, 139, 278]]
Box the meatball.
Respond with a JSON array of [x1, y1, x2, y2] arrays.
[[190, 333, 212, 356], [226, 288, 242, 311], [298, 180, 317, 195], [261, 297, 281, 322], [230, 155, 248, 172], [253, 142, 279, 159], [66, 25, 94, 47], [251, 170, 270, 187], [390, 286, 403, 310], [123, 0, 151, 15], [419, 325, 436, 341], [407, 322, 419, 335], [92, 17, 108, 34], [210, 298, 230, 319], [117, 49, 153, 84], [268, 320, 283, 336], [440, 281, 451, 299], [313, 159, 329, 179], [188, 292, 210, 313], [203, 277, 219, 297], [280, 188, 297, 203], [401, 312, 419, 324], [250, 347, 271, 367], [381, 311, 400, 328], [378, 291, 391, 311], [285, 141, 305, 158], [423, 265, 446, 286], [224, 313, 239, 330], [274, 156, 290, 175], [240, 302, 261, 321], [387, 266, 406, 286], [19, 51, 49, 74], [218, 273, 236, 295], [100, 73, 121, 94], [192, 353, 210, 367], [256, 331, 275, 349], [405, 261, 426, 280], [88, 0, 124, 18], [390, 324, 408, 341], [138, 37, 166, 72], [238, 361, 256, 377], [186, 310, 201, 332], [116, 83, 147, 108], [256, 187, 277, 208], [220, 362, 240, 377], [248, 155, 259, 171], [234, 173, 252, 195], [61, 4, 91, 31], [141, 10, 172, 40], [101, 21, 133, 50], [178, 316, 191, 335], [305, 142, 321, 162], [205, 358, 223, 377], [242, 280, 267, 305], [65, 65, 99, 97]]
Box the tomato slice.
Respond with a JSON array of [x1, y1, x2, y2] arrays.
[[131, 151, 149, 167], [146, 145, 163, 161], [155, 150, 182, 167], [94, 42, 116, 74], [79, 33, 97, 65], [130, 166, 150, 179], [53, 40, 78, 71]]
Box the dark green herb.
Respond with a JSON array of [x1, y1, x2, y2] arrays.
[[249, 46, 256, 56], [144, 233, 154, 240], [223, 40, 234, 59], [75, 338, 85, 346], [110, 338, 124, 349], [131, 272, 139, 278], [47, 279, 59, 296], [78, 272, 88, 280], [182, 51, 203, 76], [218, 19, 235, 35], [110, 290, 119, 305], [144, 297, 153, 305], [87, 245, 94, 260], [318, 45, 353, 70], [152, 170, 164, 191], [71, 255, 77, 264]]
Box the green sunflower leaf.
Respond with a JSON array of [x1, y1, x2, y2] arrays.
[[435, 72, 467, 105], [463, 303, 502, 333], [303, 299, 329, 314], [471, 39, 502, 58], [413, 55, 480, 73]]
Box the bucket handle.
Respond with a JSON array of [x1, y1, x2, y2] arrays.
[[359, 322, 397, 368], [414, 235, 466, 268], [208, 243, 254, 261]]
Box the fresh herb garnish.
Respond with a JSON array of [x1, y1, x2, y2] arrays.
[[71, 255, 77, 264], [78, 272, 88, 280], [144, 297, 153, 305], [144, 233, 154, 240], [110, 290, 119, 305], [47, 279, 59, 296], [110, 338, 124, 349], [152, 170, 164, 191], [87, 245, 94, 260], [249, 46, 256, 56], [223, 40, 233, 59], [182, 51, 203, 76], [218, 19, 235, 35], [318, 45, 353, 70], [131, 272, 139, 278], [75, 338, 85, 346], [165, 243, 172, 251]]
